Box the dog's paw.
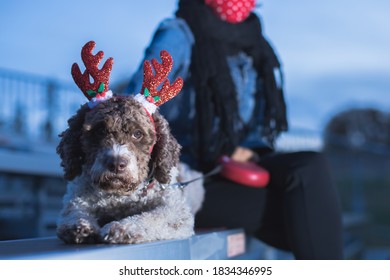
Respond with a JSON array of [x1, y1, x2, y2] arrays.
[[100, 221, 143, 244], [57, 219, 98, 244]]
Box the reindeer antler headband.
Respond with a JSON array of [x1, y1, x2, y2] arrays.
[[72, 41, 183, 113], [71, 41, 114, 109], [135, 50, 183, 114]]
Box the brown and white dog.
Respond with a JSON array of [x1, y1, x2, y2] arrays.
[[56, 41, 204, 244]]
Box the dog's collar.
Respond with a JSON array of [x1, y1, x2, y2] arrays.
[[139, 162, 157, 196], [139, 179, 157, 197]]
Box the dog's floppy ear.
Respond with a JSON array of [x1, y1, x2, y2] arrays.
[[151, 111, 181, 184], [57, 104, 90, 181]]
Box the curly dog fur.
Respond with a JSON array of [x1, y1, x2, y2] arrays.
[[56, 96, 204, 244]]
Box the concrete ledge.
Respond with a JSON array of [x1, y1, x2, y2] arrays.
[[0, 229, 249, 260]]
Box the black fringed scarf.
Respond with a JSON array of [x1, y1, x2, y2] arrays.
[[176, 0, 288, 171]]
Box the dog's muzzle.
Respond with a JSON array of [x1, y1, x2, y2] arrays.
[[90, 144, 140, 193]]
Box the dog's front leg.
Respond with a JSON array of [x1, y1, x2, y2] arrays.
[[57, 199, 100, 244], [100, 200, 194, 244]]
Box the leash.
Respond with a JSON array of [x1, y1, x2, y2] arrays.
[[162, 165, 223, 189], [140, 163, 222, 195], [142, 156, 270, 193]]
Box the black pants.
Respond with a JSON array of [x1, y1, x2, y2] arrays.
[[195, 151, 343, 259]]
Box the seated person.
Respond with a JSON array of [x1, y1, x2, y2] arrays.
[[125, 0, 343, 259]]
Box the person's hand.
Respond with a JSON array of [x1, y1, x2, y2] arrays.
[[231, 146, 255, 162]]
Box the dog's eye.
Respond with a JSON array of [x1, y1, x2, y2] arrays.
[[132, 129, 143, 140]]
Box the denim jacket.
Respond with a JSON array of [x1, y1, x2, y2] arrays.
[[127, 18, 270, 168]]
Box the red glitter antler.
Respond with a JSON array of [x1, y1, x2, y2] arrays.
[[71, 41, 113, 100], [141, 50, 183, 106]]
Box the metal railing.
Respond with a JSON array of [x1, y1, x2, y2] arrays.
[[0, 68, 85, 143]]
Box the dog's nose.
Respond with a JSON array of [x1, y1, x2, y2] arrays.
[[105, 156, 128, 173]]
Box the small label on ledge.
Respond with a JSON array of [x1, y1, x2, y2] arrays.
[[227, 232, 246, 257]]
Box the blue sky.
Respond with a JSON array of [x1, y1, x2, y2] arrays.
[[1, 0, 389, 132]]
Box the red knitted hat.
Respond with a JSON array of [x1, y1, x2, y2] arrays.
[[205, 0, 255, 23]]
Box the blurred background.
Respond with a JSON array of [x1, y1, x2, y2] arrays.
[[0, 0, 389, 259]]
